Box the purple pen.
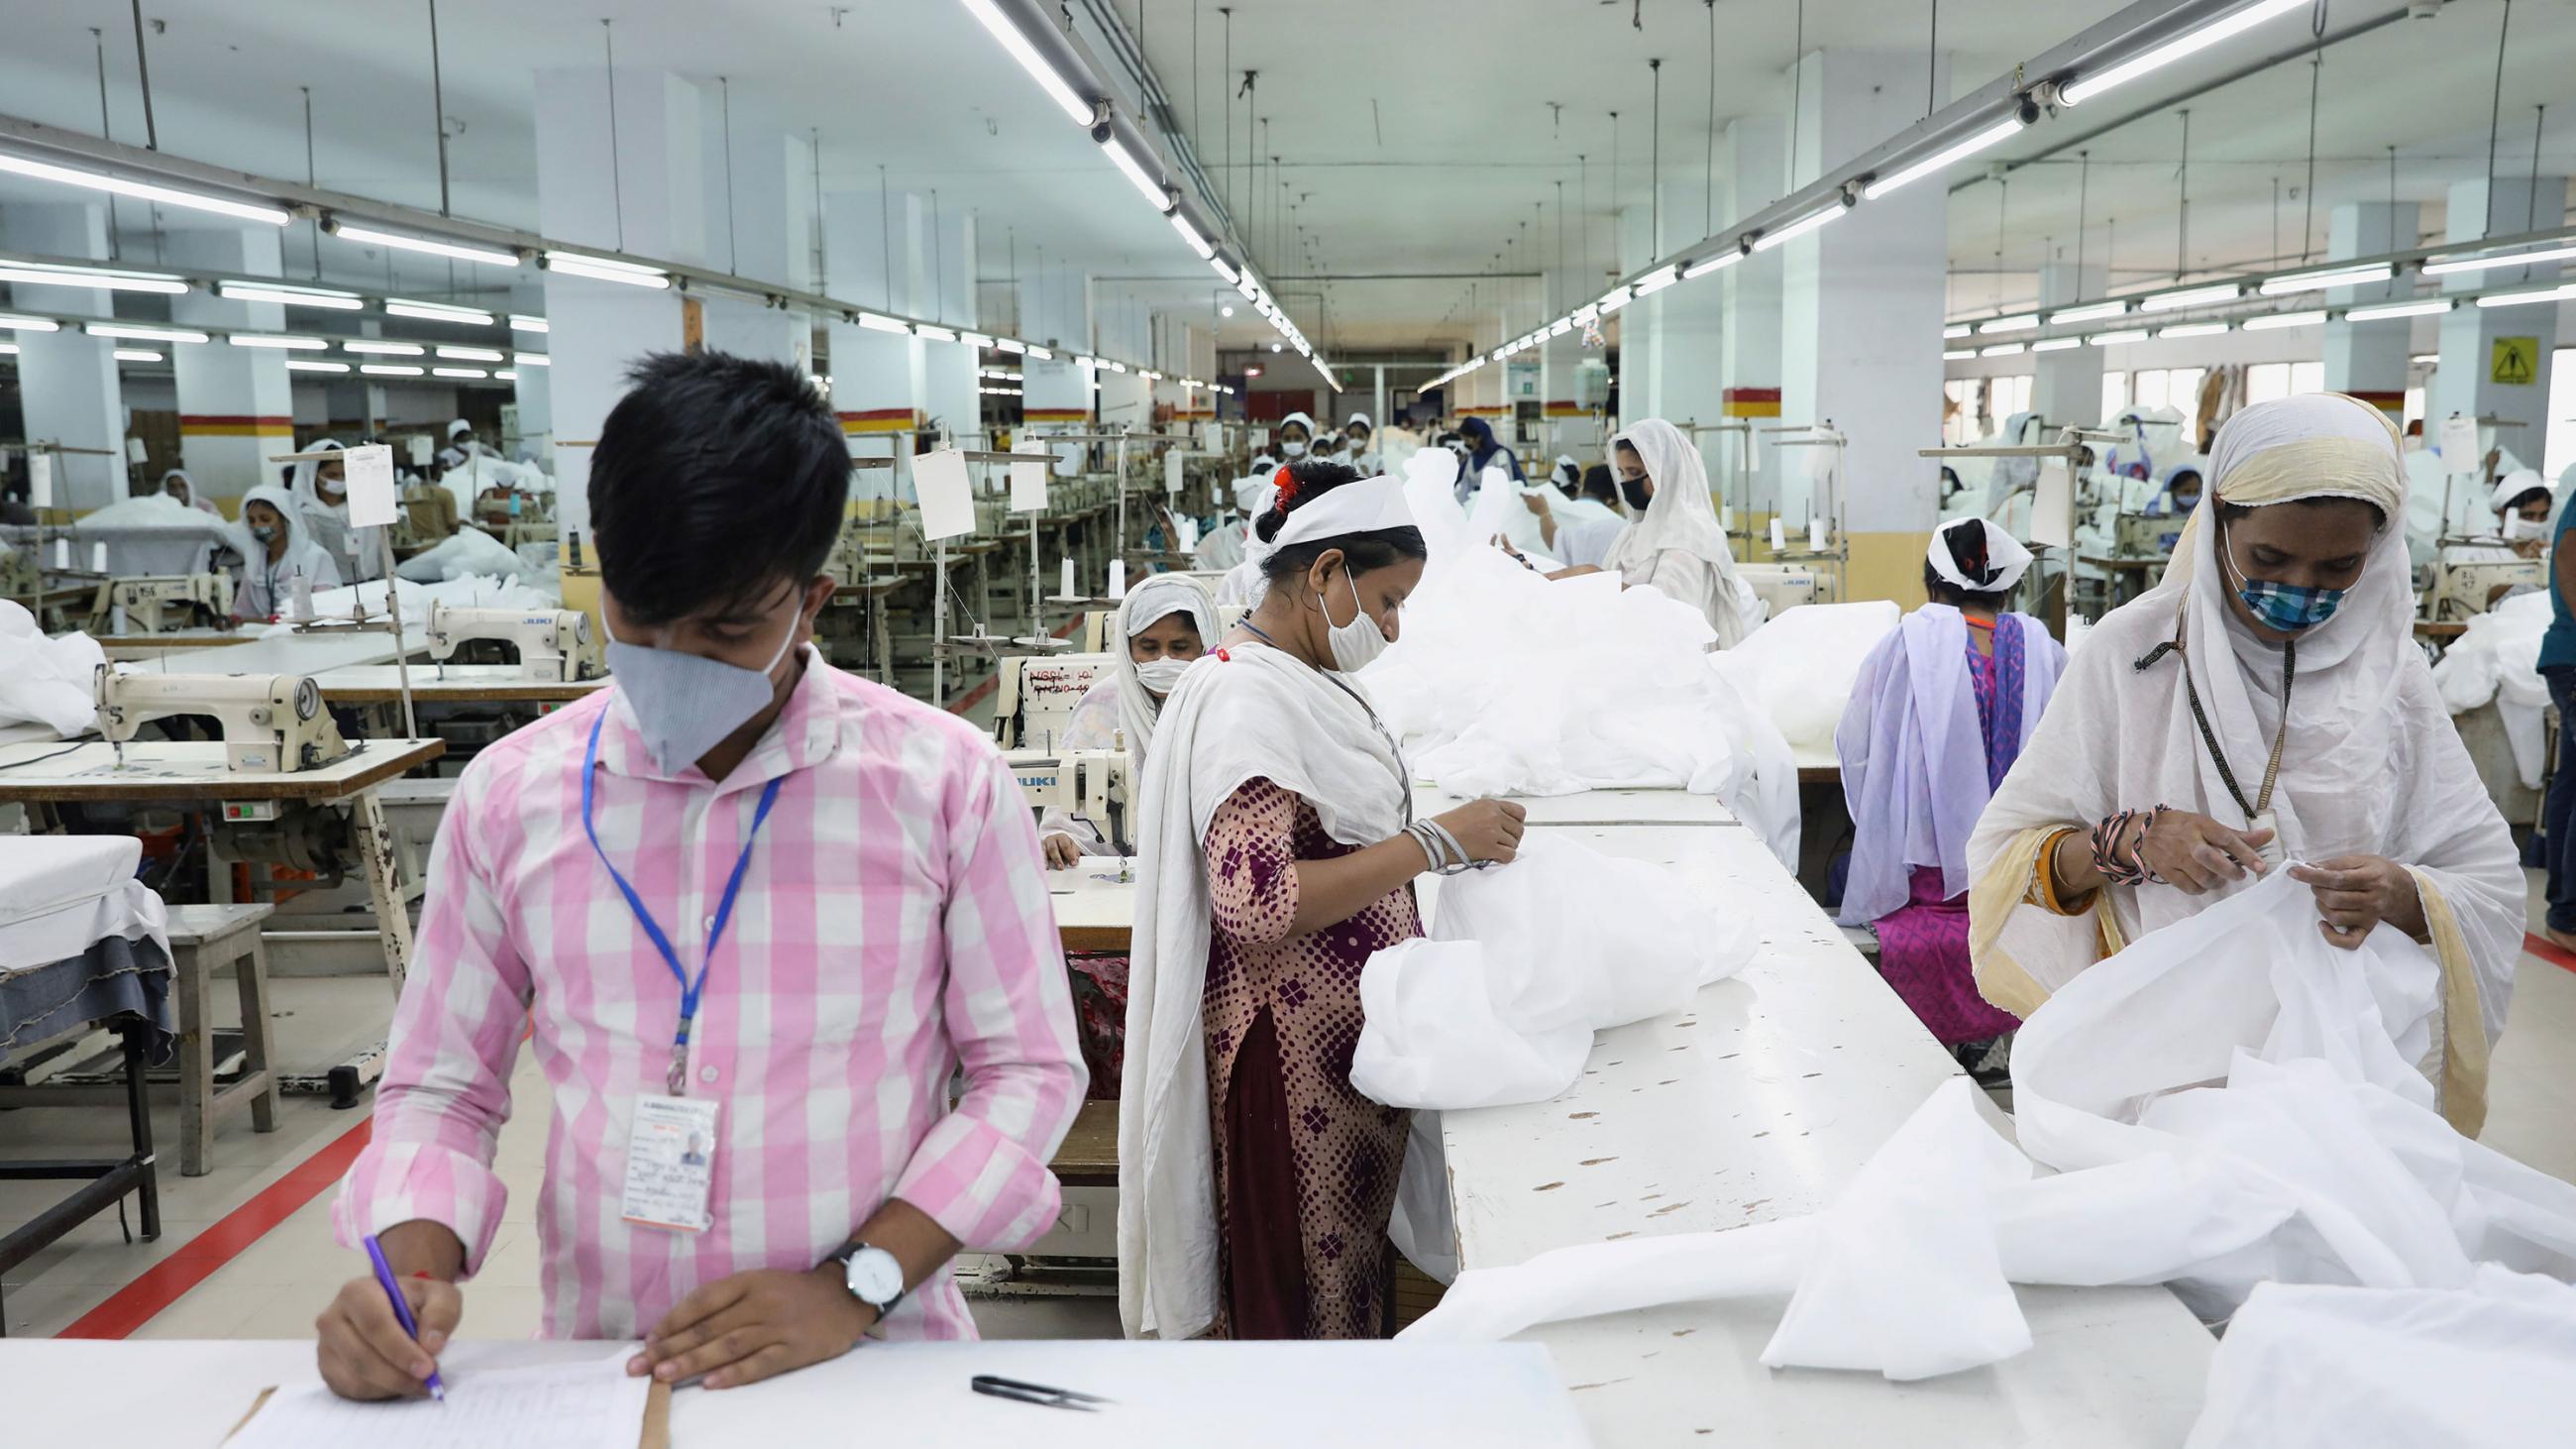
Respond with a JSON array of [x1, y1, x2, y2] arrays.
[[362, 1233, 447, 1401]]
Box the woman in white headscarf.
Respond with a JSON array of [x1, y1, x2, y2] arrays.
[[1837, 517, 2069, 1068], [1967, 393, 2522, 1136], [1543, 417, 1756, 647], [159, 468, 222, 517], [1121, 458, 1524, 1342], [286, 438, 382, 584], [1042, 574, 1222, 867], [1337, 412, 1380, 474], [227, 483, 342, 621], [1216, 469, 1282, 608], [1272, 411, 1318, 463]]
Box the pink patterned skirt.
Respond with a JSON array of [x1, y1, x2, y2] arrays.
[[1872, 866, 2023, 1046]]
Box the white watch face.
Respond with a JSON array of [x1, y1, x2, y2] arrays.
[[844, 1246, 904, 1305]]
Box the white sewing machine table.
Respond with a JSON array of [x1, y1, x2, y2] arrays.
[[308, 663, 608, 706], [1411, 782, 1743, 828], [1422, 823, 2212, 1446], [1048, 856, 1138, 954]]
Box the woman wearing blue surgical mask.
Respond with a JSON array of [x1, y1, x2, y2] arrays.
[[1121, 458, 1525, 1343], [1968, 393, 2522, 1134]]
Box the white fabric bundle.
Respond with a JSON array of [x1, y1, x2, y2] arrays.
[[393, 525, 537, 585], [258, 572, 559, 635], [2429, 589, 2551, 788], [1361, 451, 1801, 862], [1350, 834, 1757, 1111], [0, 600, 104, 736], [1400, 871, 2576, 1381], [1708, 600, 1904, 753]]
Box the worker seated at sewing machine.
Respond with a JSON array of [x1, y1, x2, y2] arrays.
[[2110, 463, 2204, 562], [424, 601, 604, 681], [228, 486, 342, 623], [88, 571, 236, 633], [2424, 468, 2555, 619], [1039, 574, 1215, 867]]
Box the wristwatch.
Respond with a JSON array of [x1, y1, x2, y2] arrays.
[[823, 1242, 907, 1318]]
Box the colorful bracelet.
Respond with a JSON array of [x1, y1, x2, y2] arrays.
[[2090, 805, 2168, 887]]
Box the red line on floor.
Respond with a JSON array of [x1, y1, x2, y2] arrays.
[[947, 614, 1083, 718], [2523, 932, 2576, 976], [55, 1115, 375, 1340]]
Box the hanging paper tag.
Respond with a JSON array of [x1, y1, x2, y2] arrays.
[[1178, 516, 1200, 551], [2032, 458, 2076, 549], [1164, 451, 1185, 495], [1010, 457, 1050, 512], [408, 435, 436, 469], [619, 1095, 721, 1234], [28, 451, 53, 510], [914, 448, 975, 540], [345, 444, 400, 528], [2438, 414, 2481, 474], [126, 437, 148, 464]]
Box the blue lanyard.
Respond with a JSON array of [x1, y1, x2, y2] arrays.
[[581, 711, 785, 1094]]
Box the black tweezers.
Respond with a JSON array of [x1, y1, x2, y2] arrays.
[[971, 1374, 1116, 1411]]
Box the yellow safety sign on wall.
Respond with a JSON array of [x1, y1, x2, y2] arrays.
[[2492, 336, 2539, 386]]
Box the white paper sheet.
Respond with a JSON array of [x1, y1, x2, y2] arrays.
[[1010, 458, 1050, 512], [28, 452, 52, 509], [408, 435, 435, 468], [227, 1356, 650, 1449], [1164, 451, 1184, 495], [2439, 413, 2482, 473], [2031, 458, 2074, 549], [914, 447, 975, 541], [345, 444, 400, 527]]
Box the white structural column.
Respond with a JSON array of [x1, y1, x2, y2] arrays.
[[823, 188, 925, 498], [1779, 47, 1950, 603], [2434, 174, 2564, 457], [533, 65, 704, 545], [508, 279, 554, 461], [1721, 115, 1788, 513], [164, 228, 295, 505], [2320, 201, 2420, 427], [2, 202, 126, 511], [2030, 261, 2105, 426], [696, 106, 809, 372]]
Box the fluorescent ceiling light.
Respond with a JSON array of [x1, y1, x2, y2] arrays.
[[326, 220, 519, 268], [284, 359, 349, 373], [1234, 276, 1258, 301], [1138, 369, 1161, 380], [2060, 0, 2308, 106], [0, 261, 186, 294], [344, 340, 424, 356], [1549, 318, 1572, 336], [544, 252, 671, 288], [2240, 309, 2326, 331], [1682, 250, 1742, 280], [1943, 348, 1979, 361], [2157, 322, 2230, 338], [2343, 298, 2452, 321], [1752, 202, 1847, 253], [1598, 287, 1632, 315], [856, 311, 911, 334], [1980, 342, 2026, 357], [1106, 360, 1127, 373], [227, 334, 328, 350], [959, 0, 1092, 125], [2050, 299, 2132, 324], [0, 343, 16, 355], [1170, 212, 1216, 259], [495, 369, 517, 381], [1025, 345, 1053, 360], [2423, 242, 2576, 277], [1100, 135, 1172, 212], [436, 345, 504, 362], [385, 299, 495, 325], [995, 337, 1026, 354], [360, 363, 425, 377], [2259, 263, 2394, 295], [2032, 336, 2084, 352], [916, 324, 958, 342], [2475, 283, 2576, 309], [112, 349, 162, 363], [1979, 313, 2040, 335], [1943, 322, 1973, 339], [1572, 303, 1600, 324], [432, 366, 488, 379], [1864, 117, 2025, 200], [0, 150, 289, 225], [85, 322, 207, 344], [509, 313, 550, 332], [2140, 282, 2243, 312], [218, 281, 363, 310], [1632, 264, 1680, 297], [1211, 257, 1239, 283], [2090, 329, 2150, 346], [2412, 353, 2438, 365], [961, 330, 993, 348], [0, 313, 61, 332]]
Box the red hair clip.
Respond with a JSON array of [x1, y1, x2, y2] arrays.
[[1272, 464, 1298, 503]]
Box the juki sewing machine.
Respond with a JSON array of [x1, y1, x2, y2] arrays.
[[1735, 564, 1819, 618], [991, 653, 1114, 749], [424, 602, 603, 681], [1007, 747, 1134, 851], [93, 668, 354, 774], [2113, 511, 2186, 561], [88, 573, 235, 633], [0, 543, 39, 607], [2425, 544, 2544, 621]]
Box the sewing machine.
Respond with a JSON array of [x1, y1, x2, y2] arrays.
[[88, 573, 235, 633], [392, 483, 460, 550], [93, 668, 353, 774], [424, 602, 603, 681], [2113, 511, 2186, 560], [991, 653, 1113, 749], [2425, 545, 2545, 620], [1006, 747, 1133, 849], [0, 544, 39, 606], [1735, 564, 1818, 619]]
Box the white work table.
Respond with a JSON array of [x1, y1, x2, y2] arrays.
[[1412, 782, 1743, 828], [1049, 855, 1139, 952], [0, 1337, 1594, 1449], [123, 627, 431, 678], [1428, 823, 2213, 1446], [306, 663, 608, 706]]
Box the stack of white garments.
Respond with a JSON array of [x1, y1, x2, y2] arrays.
[[2430, 589, 2552, 789], [259, 573, 561, 635], [1706, 600, 1902, 756], [0, 600, 105, 735]]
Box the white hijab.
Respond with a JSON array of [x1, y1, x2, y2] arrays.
[[286, 437, 382, 581], [1118, 639, 1412, 1340], [1602, 417, 1752, 647], [1968, 393, 2521, 1126], [1114, 573, 1219, 775]]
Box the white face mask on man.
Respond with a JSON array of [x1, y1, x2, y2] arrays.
[[600, 601, 803, 775]]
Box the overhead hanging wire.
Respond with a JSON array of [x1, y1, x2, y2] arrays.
[[429, 2, 452, 214], [2175, 108, 2191, 279], [2075, 150, 2090, 281], [129, 0, 157, 150], [302, 85, 320, 279], [1705, 0, 1718, 232], [91, 29, 120, 260], [720, 76, 739, 275], [2301, 56, 2321, 263], [1649, 57, 1663, 253], [1788, 0, 1805, 186], [2485, 0, 2513, 237], [601, 17, 624, 249]]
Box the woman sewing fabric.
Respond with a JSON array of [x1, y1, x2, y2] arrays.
[[229, 484, 342, 621], [1967, 393, 2522, 1135], [1540, 418, 1757, 647], [287, 438, 383, 584], [1837, 517, 2068, 1076], [1455, 417, 1524, 499], [1120, 459, 1525, 1342], [1518, 461, 1626, 570]]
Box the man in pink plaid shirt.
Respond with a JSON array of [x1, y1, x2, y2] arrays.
[[319, 352, 1086, 1399]]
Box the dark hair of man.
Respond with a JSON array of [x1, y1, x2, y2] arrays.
[[1922, 523, 2018, 610], [589, 350, 848, 626], [1254, 457, 1429, 583]]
